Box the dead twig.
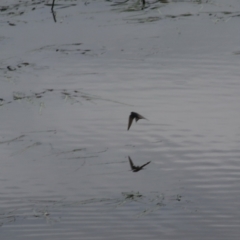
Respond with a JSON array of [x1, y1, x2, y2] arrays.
[[51, 0, 55, 11]]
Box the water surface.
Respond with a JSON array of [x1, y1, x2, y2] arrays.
[[0, 0, 240, 239]]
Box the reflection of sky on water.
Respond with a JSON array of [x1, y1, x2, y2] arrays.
[[0, 0, 240, 239]]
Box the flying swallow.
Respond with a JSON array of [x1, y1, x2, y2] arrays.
[[128, 156, 151, 172], [128, 112, 147, 130]]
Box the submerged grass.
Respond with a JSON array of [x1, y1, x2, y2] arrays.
[[0, 88, 132, 118], [11, 142, 42, 156], [0, 135, 25, 144]]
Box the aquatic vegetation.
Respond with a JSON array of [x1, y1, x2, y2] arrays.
[[0, 209, 17, 226], [0, 135, 25, 144], [0, 88, 130, 115], [32, 208, 59, 224], [122, 191, 143, 199], [113, 191, 185, 217], [65, 197, 113, 207], [34, 43, 105, 57], [11, 142, 42, 156]]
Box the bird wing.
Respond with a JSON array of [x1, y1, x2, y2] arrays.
[[128, 115, 134, 130], [135, 113, 147, 122], [128, 156, 135, 170], [140, 161, 151, 168]]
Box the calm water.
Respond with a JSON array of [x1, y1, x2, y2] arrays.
[[0, 0, 240, 239]]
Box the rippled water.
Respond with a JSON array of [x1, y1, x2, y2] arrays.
[[0, 0, 240, 239]]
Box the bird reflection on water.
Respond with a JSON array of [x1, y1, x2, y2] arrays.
[[128, 156, 151, 172]]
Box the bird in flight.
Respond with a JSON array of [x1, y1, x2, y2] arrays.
[[128, 112, 147, 130], [128, 156, 151, 172]]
